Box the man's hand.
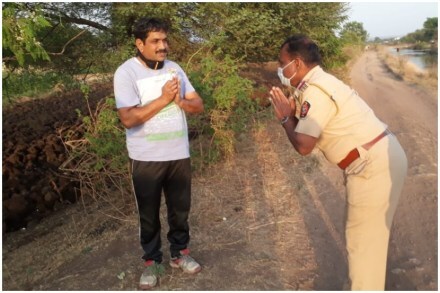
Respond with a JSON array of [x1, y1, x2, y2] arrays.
[[161, 77, 179, 103], [269, 86, 296, 121], [173, 78, 182, 105]]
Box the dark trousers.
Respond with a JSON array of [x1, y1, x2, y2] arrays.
[[131, 158, 191, 263]]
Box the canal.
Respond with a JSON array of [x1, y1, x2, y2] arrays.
[[389, 47, 438, 71]]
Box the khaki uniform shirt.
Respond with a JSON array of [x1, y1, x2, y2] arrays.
[[292, 66, 387, 164]]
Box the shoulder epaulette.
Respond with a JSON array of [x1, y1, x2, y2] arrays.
[[299, 81, 339, 114]]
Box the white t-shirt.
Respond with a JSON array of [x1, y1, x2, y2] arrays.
[[114, 58, 195, 162]]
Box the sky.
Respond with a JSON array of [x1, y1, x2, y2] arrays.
[[347, 2, 438, 39]]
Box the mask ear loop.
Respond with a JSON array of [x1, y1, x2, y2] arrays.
[[287, 60, 299, 80], [282, 59, 295, 71]]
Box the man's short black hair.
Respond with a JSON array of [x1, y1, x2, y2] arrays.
[[133, 17, 169, 41], [281, 34, 322, 66]]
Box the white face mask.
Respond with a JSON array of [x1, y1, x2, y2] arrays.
[[277, 59, 297, 87]]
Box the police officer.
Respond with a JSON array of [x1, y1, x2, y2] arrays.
[[269, 34, 407, 290]]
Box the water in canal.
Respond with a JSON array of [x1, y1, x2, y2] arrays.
[[389, 47, 438, 71]]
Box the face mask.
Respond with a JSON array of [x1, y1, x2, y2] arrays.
[[137, 50, 164, 70], [277, 59, 297, 87]]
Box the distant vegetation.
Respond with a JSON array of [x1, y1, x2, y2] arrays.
[[401, 17, 438, 50], [371, 17, 438, 52]]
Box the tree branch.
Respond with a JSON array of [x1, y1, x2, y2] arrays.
[[45, 11, 109, 31], [48, 30, 87, 56], [2, 30, 87, 63]]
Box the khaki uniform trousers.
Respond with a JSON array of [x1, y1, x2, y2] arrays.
[[344, 133, 407, 290]]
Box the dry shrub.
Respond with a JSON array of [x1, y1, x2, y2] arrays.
[[330, 44, 364, 83], [377, 45, 437, 89], [60, 84, 135, 223]]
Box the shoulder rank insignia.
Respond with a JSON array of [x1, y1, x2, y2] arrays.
[[297, 81, 308, 94], [300, 101, 311, 119]]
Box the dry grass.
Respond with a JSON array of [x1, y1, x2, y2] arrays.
[[331, 45, 365, 83], [377, 45, 438, 90], [73, 73, 113, 84], [2, 198, 137, 290], [162, 113, 329, 289]]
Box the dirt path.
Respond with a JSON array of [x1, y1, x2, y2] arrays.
[[349, 50, 438, 290], [2, 52, 437, 290]]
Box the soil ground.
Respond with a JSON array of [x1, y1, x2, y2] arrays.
[[2, 50, 438, 290]]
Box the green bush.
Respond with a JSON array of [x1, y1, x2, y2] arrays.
[[186, 49, 258, 167], [2, 70, 79, 105], [81, 104, 127, 171]]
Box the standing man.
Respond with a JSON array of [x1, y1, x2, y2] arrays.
[[269, 34, 407, 290], [114, 17, 203, 289]]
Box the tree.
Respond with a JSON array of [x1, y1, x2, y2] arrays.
[[423, 17, 438, 42], [2, 3, 115, 70], [3, 2, 351, 72], [29, 2, 111, 32], [2, 3, 51, 66], [401, 17, 438, 44], [374, 37, 382, 43], [275, 2, 349, 66], [340, 21, 368, 45], [109, 2, 349, 64], [196, 3, 284, 62]]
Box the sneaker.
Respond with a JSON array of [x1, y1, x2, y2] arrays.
[[139, 260, 158, 290], [169, 248, 201, 274]]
